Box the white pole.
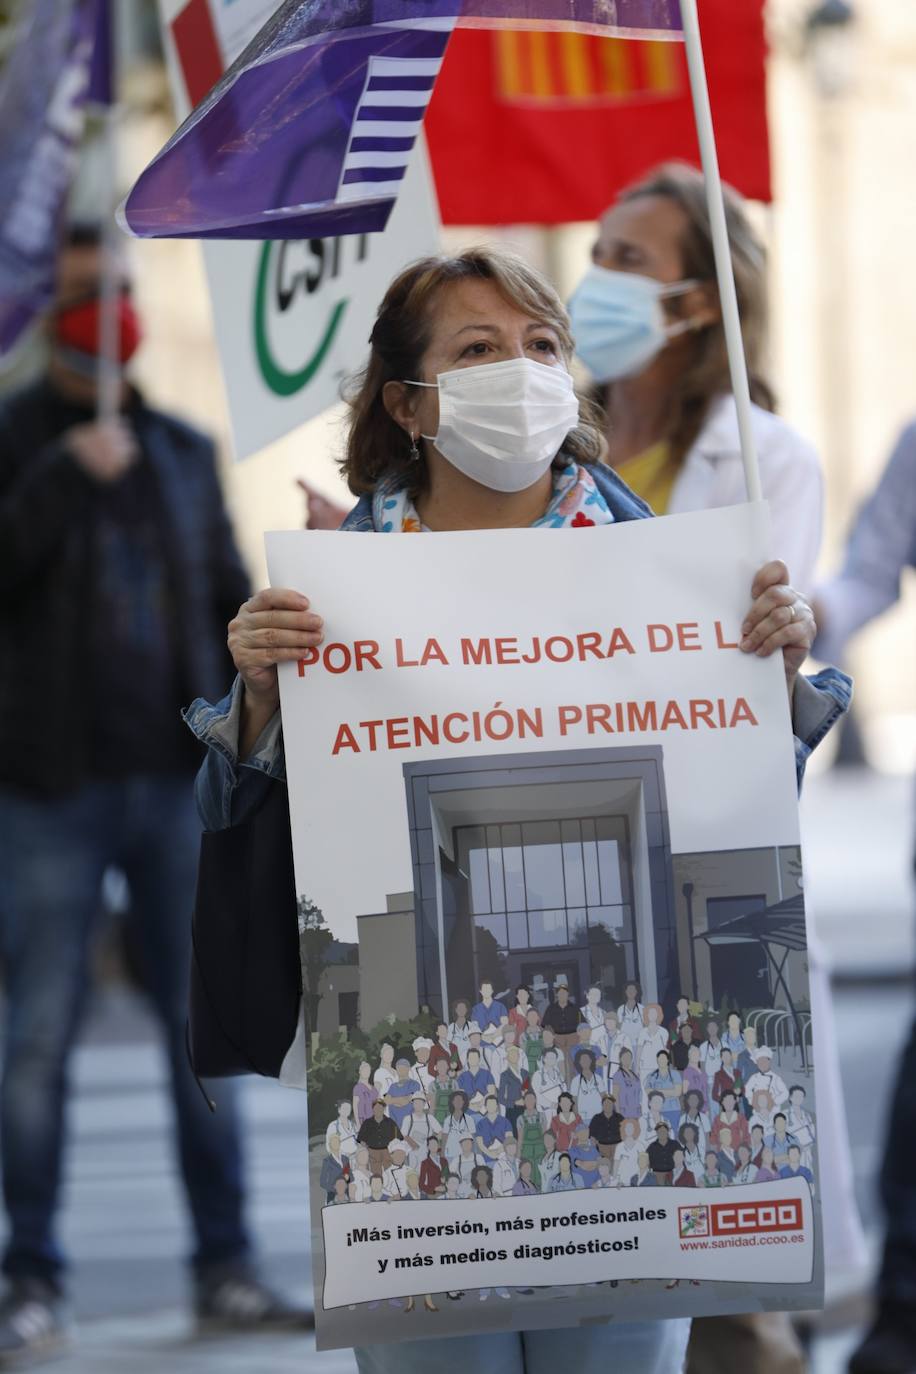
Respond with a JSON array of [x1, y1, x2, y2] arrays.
[[679, 0, 763, 503], [95, 0, 120, 424], [96, 102, 122, 424]]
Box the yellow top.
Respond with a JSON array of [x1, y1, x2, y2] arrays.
[[616, 440, 679, 516]]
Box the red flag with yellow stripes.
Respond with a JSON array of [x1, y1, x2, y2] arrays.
[[425, 0, 769, 223]]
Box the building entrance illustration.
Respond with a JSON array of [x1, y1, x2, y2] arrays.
[[400, 747, 678, 1017], [452, 815, 636, 1010], [352, 749, 808, 1033]]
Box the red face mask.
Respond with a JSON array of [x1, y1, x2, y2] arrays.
[[54, 292, 143, 364]]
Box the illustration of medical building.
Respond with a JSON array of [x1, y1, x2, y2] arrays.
[[338, 747, 807, 1034]]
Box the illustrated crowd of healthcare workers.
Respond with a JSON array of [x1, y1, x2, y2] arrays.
[[320, 980, 816, 1234]]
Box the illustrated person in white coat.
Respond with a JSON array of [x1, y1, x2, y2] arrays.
[[454, 1137, 479, 1200], [373, 1042, 397, 1099], [580, 985, 605, 1031], [531, 1046, 565, 1125], [325, 1100, 358, 1161], [490, 1139, 520, 1198], [612, 1118, 641, 1188], [411, 1037, 435, 1092], [447, 1002, 473, 1067], [441, 1091, 475, 1167], [635, 1002, 668, 1083], [590, 1009, 626, 1078], [786, 1085, 817, 1171], [616, 982, 644, 1051], [400, 1093, 442, 1171], [744, 1048, 789, 1111], [382, 1142, 411, 1201]]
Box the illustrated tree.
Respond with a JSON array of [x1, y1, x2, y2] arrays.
[[297, 895, 334, 1038], [786, 848, 804, 890]]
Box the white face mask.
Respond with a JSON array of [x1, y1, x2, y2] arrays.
[[407, 357, 580, 493], [568, 265, 700, 383]]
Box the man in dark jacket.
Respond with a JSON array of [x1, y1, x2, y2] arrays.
[[357, 1099, 400, 1177], [0, 225, 301, 1362]]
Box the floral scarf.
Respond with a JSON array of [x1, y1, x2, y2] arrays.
[[371, 460, 614, 533]]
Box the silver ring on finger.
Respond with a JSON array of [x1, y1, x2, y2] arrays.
[[787, 603, 796, 621]]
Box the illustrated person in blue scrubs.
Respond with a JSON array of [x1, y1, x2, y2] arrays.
[[612, 1046, 642, 1120], [635, 1153, 658, 1188], [475, 1095, 512, 1162], [457, 1048, 495, 1107], [570, 1124, 600, 1188], [471, 981, 509, 1050], [644, 1050, 683, 1132], [778, 1144, 814, 1191], [385, 1058, 422, 1130]]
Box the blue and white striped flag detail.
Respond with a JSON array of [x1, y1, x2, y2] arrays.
[[121, 0, 683, 240], [337, 55, 444, 205]]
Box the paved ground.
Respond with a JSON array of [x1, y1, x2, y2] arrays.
[[800, 765, 914, 978], [0, 764, 910, 1372]]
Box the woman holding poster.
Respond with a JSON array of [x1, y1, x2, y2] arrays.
[[188, 246, 848, 1371]]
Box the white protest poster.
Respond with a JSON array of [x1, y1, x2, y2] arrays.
[[265, 504, 823, 1349], [156, 0, 441, 460]]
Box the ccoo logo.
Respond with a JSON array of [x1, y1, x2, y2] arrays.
[[710, 1199, 803, 1236]]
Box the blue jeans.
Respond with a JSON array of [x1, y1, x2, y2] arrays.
[[0, 777, 250, 1289], [355, 1319, 691, 1374]]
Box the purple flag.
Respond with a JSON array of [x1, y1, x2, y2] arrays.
[[88, 0, 114, 107], [121, 0, 682, 242], [0, 0, 106, 355]]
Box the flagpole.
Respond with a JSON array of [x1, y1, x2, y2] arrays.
[[94, 0, 120, 423], [97, 113, 121, 422], [679, 0, 763, 504]]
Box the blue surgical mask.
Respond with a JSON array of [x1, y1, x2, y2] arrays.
[[568, 265, 700, 383]]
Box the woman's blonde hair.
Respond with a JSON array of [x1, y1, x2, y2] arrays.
[[341, 246, 604, 498], [608, 161, 774, 461]]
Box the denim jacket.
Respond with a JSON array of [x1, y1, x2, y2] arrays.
[[184, 462, 852, 831]]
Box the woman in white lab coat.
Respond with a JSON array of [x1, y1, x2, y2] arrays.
[[567, 161, 822, 598]]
